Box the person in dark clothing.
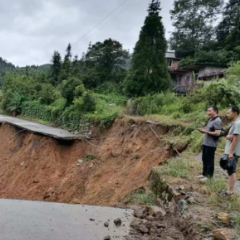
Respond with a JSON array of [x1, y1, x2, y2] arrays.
[[198, 106, 223, 182]]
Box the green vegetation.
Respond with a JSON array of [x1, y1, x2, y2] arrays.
[[131, 190, 157, 205], [170, 0, 224, 58], [85, 154, 97, 160], [158, 158, 194, 179], [171, 0, 240, 67], [197, 221, 214, 232], [0, 0, 240, 134], [124, 0, 171, 96]]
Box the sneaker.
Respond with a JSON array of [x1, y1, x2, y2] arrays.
[[199, 177, 208, 183], [196, 175, 205, 179]]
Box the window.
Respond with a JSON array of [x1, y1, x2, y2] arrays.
[[185, 76, 190, 85], [167, 59, 173, 67]]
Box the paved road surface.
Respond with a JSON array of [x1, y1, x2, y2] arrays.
[[0, 199, 133, 240], [0, 115, 80, 140]]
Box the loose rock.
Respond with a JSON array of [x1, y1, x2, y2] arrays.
[[147, 206, 166, 217], [104, 236, 111, 240], [138, 225, 149, 234], [104, 222, 109, 227], [212, 228, 234, 240], [130, 218, 143, 229], [217, 213, 230, 224], [177, 200, 188, 213], [133, 208, 145, 219], [114, 218, 122, 226]]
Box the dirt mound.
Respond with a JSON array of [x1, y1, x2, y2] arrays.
[[0, 119, 172, 206], [128, 206, 200, 240]]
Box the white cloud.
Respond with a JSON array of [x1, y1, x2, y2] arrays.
[[0, 0, 175, 66]]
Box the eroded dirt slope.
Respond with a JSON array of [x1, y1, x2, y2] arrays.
[[0, 119, 172, 206]]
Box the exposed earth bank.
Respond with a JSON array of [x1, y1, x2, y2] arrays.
[[0, 118, 180, 206]]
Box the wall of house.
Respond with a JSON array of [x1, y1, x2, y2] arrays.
[[172, 71, 193, 87], [197, 67, 225, 80], [168, 59, 180, 71]]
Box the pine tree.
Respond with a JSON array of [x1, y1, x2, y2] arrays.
[[170, 0, 224, 58], [72, 55, 81, 77], [50, 51, 62, 86], [60, 43, 72, 81], [124, 0, 171, 97]]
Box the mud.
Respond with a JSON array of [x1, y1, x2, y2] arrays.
[[127, 206, 200, 240], [0, 119, 174, 206]]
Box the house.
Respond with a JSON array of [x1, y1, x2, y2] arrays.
[[166, 51, 227, 94]]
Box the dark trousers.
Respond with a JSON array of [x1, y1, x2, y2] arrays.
[[202, 145, 216, 178]]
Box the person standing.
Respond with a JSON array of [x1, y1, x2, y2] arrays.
[[223, 106, 240, 195], [198, 106, 223, 182]]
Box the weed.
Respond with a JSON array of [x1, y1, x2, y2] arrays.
[[131, 190, 157, 205], [85, 154, 97, 160], [159, 158, 193, 179], [133, 154, 142, 160], [197, 221, 214, 232], [234, 215, 240, 234], [205, 178, 227, 194]]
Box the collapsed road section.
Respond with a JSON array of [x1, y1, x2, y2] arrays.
[[0, 114, 80, 140], [0, 199, 133, 240]]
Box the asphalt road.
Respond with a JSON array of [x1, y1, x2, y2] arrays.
[[0, 199, 133, 240], [0, 115, 80, 140]]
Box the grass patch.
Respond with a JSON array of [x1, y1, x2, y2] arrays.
[[131, 190, 157, 205], [197, 221, 214, 232], [85, 154, 97, 160], [234, 215, 240, 234], [205, 178, 227, 193], [159, 158, 194, 179]]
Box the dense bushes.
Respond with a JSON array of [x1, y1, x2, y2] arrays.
[[128, 77, 240, 126], [1, 73, 125, 131]]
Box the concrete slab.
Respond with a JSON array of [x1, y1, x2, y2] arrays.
[[0, 115, 81, 140], [0, 199, 133, 240]]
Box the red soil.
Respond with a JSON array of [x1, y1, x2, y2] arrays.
[[0, 119, 171, 206]]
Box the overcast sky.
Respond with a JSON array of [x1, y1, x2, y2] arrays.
[[0, 0, 175, 67]]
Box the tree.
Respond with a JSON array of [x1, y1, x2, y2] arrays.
[[169, 0, 224, 58], [216, 0, 240, 51], [49, 51, 62, 86], [60, 77, 84, 105], [59, 43, 72, 81], [82, 39, 129, 88], [124, 0, 171, 97]]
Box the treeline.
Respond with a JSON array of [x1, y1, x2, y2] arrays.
[[1, 40, 129, 131], [0, 57, 15, 87], [0, 0, 171, 131], [1, 0, 240, 131], [170, 0, 240, 65]]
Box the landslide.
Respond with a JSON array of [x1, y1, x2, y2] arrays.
[[0, 118, 179, 206]]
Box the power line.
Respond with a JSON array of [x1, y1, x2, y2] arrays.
[[73, 0, 140, 50], [71, 0, 132, 48]]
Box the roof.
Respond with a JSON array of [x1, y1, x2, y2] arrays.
[[165, 51, 176, 59], [180, 63, 228, 70]]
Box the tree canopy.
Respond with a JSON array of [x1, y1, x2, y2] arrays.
[[124, 0, 171, 97], [169, 0, 224, 58]]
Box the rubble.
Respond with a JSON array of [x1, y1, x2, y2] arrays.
[[212, 228, 234, 240], [217, 213, 230, 224]]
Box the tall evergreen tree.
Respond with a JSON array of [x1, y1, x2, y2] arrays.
[[49, 51, 62, 86], [72, 55, 81, 77], [60, 43, 72, 81], [124, 0, 170, 97], [169, 0, 224, 58], [217, 0, 240, 51]]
